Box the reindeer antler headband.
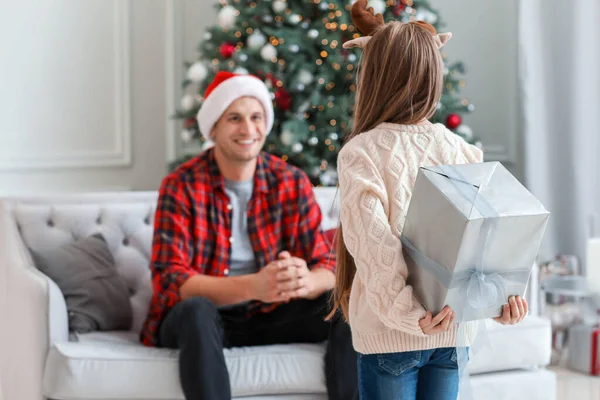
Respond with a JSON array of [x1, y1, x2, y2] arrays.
[[342, 0, 452, 49]]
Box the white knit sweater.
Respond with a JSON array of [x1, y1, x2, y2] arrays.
[[337, 122, 484, 354]]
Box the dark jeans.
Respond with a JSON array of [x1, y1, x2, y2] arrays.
[[158, 291, 358, 400], [357, 348, 460, 400]]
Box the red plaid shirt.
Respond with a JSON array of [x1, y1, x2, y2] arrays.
[[140, 149, 336, 346]]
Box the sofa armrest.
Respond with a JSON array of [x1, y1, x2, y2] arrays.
[[0, 201, 69, 400]]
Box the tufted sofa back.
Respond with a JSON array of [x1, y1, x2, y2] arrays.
[[5, 188, 340, 334]]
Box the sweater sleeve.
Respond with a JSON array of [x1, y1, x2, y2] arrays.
[[451, 131, 484, 164], [337, 145, 428, 336]]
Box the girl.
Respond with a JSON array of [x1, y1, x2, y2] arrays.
[[330, 1, 528, 399]]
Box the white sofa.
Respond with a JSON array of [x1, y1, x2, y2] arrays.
[[0, 188, 556, 400]]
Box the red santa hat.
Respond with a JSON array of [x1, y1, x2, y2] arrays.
[[196, 71, 274, 140]]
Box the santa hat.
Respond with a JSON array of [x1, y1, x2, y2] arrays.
[[196, 71, 274, 140]]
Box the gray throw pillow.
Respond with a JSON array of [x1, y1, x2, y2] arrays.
[[29, 233, 133, 333]]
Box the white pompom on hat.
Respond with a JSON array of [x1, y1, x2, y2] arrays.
[[196, 71, 274, 140]]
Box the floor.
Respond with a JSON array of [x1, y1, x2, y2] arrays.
[[553, 367, 600, 399]]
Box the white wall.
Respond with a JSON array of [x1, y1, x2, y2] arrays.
[[0, 0, 169, 195], [430, 0, 522, 180]]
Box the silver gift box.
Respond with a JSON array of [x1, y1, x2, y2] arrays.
[[401, 162, 550, 322]]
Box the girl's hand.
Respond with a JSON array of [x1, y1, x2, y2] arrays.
[[419, 306, 455, 335], [493, 296, 528, 325]]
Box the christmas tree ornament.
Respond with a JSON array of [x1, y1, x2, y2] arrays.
[[301, 21, 309, 29], [263, 15, 273, 23], [320, 168, 338, 186], [184, 118, 196, 129], [292, 143, 303, 153], [319, 2, 329, 11], [180, 94, 195, 111], [446, 113, 462, 129], [394, 1, 406, 16], [234, 67, 249, 74], [272, 0, 286, 13], [329, 132, 339, 141], [455, 124, 473, 140], [187, 62, 208, 83], [289, 44, 300, 53], [218, 6, 238, 30], [260, 44, 278, 61], [237, 52, 248, 62], [247, 30, 266, 49], [280, 130, 294, 146], [220, 43, 236, 58], [296, 83, 305, 91], [297, 69, 314, 85], [204, 32, 212, 41], [181, 129, 194, 143], [308, 137, 318, 146], [275, 88, 292, 110], [370, 0, 386, 15], [289, 14, 301, 24], [307, 29, 319, 39], [416, 8, 438, 24]]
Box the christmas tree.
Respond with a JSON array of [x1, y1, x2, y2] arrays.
[[173, 0, 479, 186]]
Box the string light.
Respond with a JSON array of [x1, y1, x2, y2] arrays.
[[246, 27, 253, 34], [325, 139, 332, 145], [235, 31, 242, 38], [347, 65, 354, 71], [318, 78, 325, 84], [318, 105, 325, 111], [276, 80, 283, 87], [282, 155, 288, 161], [329, 3, 335, 9], [275, 16, 284, 22], [250, 2, 256, 7], [212, 58, 219, 65], [330, 119, 337, 126], [328, 102, 334, 108], [341, 24, 348, 30], [320, 51, 328, 57], [285, 8, 292, 14], [329, 145, 335, 151], [322, 39, 329, 45], [316, 59, 323, 65], [329, 12, 335, 19], [335, 10, 342, 17], [462, 99, 470, 106], [310, 125, 316, 131]]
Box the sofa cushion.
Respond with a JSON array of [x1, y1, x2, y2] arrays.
[[43, 331, 327, 399], [42, 316, 551, 400], [29, 233, 133, 333]]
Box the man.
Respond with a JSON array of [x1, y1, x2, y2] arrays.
[[140, 71, 358, 400]]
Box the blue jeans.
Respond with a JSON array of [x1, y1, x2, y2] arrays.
[[357, 347, 460, 400]]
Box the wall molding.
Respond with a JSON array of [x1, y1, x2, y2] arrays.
[[0, 0, 132, 171]]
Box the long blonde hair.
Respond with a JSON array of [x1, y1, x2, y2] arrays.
[[328, 21, 445, 322]]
